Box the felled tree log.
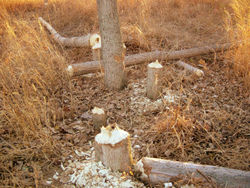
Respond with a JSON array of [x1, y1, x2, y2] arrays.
[[176, 60, 204, 77], [94, 124, 134, 172], [136, 157, 250, 188], [67, 43, 232, 76], [38, 17, 100, 47], [146, 60, 163, 100]]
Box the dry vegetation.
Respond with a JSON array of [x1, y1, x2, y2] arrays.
[[0, 0, 249, 187]]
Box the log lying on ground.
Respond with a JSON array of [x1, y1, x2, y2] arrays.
[[176, 60, 204, 77], [67, 43, 232, 76], [38, 17, 100, 47], [136, 157, 250, 188], [94, 124, 134, 172]]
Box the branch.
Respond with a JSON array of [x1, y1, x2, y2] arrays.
[[38, 17, 100, 47]]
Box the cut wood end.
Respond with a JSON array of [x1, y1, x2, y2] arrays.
[[90, 34, 101, 47], [148, 60, 163, 69], [66, 65, 74, 77], [135, 159, 148, 180], [95, 124, 129, 145], [196, 70, 204, 77], [92, 107, 104, 115]]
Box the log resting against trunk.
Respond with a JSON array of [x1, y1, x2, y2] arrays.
[[67, 43, 232, 76], [136, 157, 250, 188], [38, 17, 100, 47]]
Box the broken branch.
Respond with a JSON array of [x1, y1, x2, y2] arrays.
[[38, 17, 100, 47], [176, 60, 204, 77]]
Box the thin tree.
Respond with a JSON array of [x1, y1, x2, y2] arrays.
[[97, 0, 126, 90]]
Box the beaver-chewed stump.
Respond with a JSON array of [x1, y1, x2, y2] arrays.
[[146, 60, 163, 100], [94, 124, 134, 172], [92, 107, 106, 130]]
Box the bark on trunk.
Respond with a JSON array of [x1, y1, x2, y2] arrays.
[[96, 0, 126, 90], [67, 43, 232, 76], [136, 157, 250, 188], [39, 17, 100, 47]]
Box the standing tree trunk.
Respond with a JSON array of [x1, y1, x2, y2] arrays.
[[97, 0, 126, 90]]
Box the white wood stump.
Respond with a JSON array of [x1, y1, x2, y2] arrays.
[[146, 60, 163, 100], [94, 124, 134, 172], [92, 107, 106, 130]]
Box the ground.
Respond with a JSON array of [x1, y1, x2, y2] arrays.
[[0, 0, 249, 187]]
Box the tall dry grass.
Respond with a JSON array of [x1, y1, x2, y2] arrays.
[[0, 4, 79, 186], [225, 0, 250, 88]]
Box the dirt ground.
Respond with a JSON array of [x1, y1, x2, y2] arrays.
[[0, 0, 249, 187]]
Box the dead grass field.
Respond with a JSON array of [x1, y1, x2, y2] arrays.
[[0, 0, 249, 187]]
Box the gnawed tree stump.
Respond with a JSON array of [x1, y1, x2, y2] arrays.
[[94, 124, 134, 172], [176, 60, 204, 77], [92, 107, 106, 129], [38, 17, 100, 48], [135, 157, 250, 188], [146, 60, 163, 100]]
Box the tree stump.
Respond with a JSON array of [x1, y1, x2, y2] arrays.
[[92, 107, 106, 130], [146, 60, 163, 100], [94, 124, 134, 172]]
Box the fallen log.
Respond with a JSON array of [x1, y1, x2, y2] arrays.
[[176, 60, 204, 77], [67, 43, 232, 76], [136, 157, 250, 188], [38, 17, 100, 47]]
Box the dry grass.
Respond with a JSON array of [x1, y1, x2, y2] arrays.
[[0, 3, 79, 186], [0, 0, 248, 187], [225, 0, 250, 88]]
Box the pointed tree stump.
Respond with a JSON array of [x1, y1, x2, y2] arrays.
[[94, 124, 134, 172], [92, 107, 106, 130], [146, 60, 163, 100]]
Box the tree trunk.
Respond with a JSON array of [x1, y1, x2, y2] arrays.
[[96, 0, 126, 90]]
